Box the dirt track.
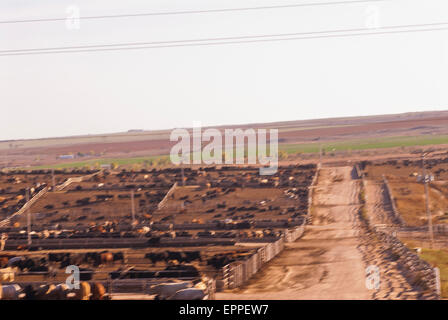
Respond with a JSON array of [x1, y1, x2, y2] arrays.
[[364, 181, 399, 226], [217, 166, 371, 299], [216, 166, 426, 300]]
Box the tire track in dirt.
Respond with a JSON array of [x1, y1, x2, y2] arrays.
[[217, 166, 371, 300], [364, 181, 400, 226], [217, 166, 429, 300]]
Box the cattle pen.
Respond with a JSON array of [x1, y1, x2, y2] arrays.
[[0, 164, 316, 300]]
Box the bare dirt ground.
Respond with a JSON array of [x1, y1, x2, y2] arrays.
[[217, 167, 371, 299], [364, 181, 399, 226], [216, 166, 425, 299]]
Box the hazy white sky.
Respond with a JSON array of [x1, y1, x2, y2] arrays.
[[1, 0, 448, 140]]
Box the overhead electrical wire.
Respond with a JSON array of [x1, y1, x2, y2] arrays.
[[1, 21, 448, 57], [0, 0, 387, 25]]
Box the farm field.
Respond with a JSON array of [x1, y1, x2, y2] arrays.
[[361, 157, 448, 227], [398, 237, 448, 299], [3, 110, 448, 170]]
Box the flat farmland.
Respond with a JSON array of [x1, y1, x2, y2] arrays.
[[3, 110, 448, 169], [362, 157, 448, 226]]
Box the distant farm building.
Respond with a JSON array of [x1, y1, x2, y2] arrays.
[[58, 154, 75, 160]]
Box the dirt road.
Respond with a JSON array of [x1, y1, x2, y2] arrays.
[[217, 166, 372, 299]]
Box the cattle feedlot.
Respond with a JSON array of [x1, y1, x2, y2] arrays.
[[0, 165, 316, 300], [4, 1, 448, 314], [2, 151, 448, 302]]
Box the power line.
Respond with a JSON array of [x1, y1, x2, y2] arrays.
[[2, 21, 448, 57], [0, 0, 386, 25], [3, 21, 448, 55]]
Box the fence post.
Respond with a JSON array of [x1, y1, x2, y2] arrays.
[[434, 267, 441, 298]]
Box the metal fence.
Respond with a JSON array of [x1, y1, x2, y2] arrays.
[[54, 171, 102, 192], [157, 182, 178, 210], [0, 187, 49, 228], [382, 175, 406, 226], [216, 223, 306, 291]]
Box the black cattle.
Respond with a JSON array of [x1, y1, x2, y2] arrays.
[[49, 253, 70, 263], [110, 267, 155, 280], [113, 252, 125, 263], [17, 258, 36, 271], [28, 265, 49, 273], [197, 231, 214, 238], [184, 251, 201, 263], [166, 251, 183, 262], [217, 202, 226, 208], [59, 256, 72, 269], [159, 265, 199, 278], [175, 231, 192, 238], [207, 255, 236, 269], [79, 267, 94, 281], [83, 252, 102, 267], [144, 252, 168, 266], [75, 197, 90, 206]]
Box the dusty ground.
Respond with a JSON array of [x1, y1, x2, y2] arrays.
[[217, 167, 372, 299], [364, 159, 448, 226], [364, 180, 400, 226], [216, 166, 426, 300]]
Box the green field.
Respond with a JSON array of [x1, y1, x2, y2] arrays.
[[420, 248, 448, 298], [21, 155, 171, 170], [281, 135, 448, 154], [18, 134, 448, 170]]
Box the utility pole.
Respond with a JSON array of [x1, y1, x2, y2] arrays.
[[51, 169, 56, 191], [26, 189, 32, 247], [319, 144, 323, 168], [181, 153, 189, 186], [421, 153, 435, 248], [131, 190, 135, 226], [181, 166, 185, 186]]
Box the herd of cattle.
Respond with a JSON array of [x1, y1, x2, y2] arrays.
[[1, 226, 287, 243], [0, 278, 211, 300], [360, 156, 448, 179], [0, 165, 316, 299]]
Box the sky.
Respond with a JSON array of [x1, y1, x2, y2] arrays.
[[1, 0, 448, 140]]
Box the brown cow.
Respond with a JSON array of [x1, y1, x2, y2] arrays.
[[0, 256, 9, 268], [67, 281, 91, 300], [100, 252, 113, 265], [91, 282, 106, 300]]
